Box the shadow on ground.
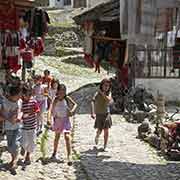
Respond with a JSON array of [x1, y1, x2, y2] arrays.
[[79, 147, 180, 180]]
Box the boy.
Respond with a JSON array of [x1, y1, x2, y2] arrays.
[[21, 85, 40, 164], [0, 85, 22, 169]]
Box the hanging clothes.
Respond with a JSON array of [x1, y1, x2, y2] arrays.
[[155, 8, 174, 33], [0, 6, 19, 31], [173, 38, 180, 69], [24, 8, 50, 38], [83, 21, 94, 68]]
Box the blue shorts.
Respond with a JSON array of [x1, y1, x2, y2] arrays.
[[6, 129, 21, 156]]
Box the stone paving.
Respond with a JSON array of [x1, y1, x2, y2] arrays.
[[0, 120, 88, 180], [73, 114, 180, 180]]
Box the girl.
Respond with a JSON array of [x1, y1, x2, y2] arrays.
[[33, 75, 48, 135], [48, 84, 77, 165], [47, 79, 59, 110], [91, 78, 113, 151], [21, 85, 40, 164], [0, 85, 22, 169]]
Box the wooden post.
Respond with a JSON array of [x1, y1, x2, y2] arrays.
[[147, 47, 152, 77], [22, 66, 26, 81], [163, 32, 168, 77], [128, 44, 136, 88]]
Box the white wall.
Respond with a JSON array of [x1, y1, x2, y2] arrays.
[[49, 0, 56, 7], [136, 79, 180, 101], [55, 0, 64, 7]]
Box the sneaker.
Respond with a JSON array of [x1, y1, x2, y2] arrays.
[[95, 135, 99, 145], [51, 152, 57, 160], [103, 145, 108, 152], [20, 147, 25, 156], [24, 156, 31, 165], [67, 156, 72, 166]]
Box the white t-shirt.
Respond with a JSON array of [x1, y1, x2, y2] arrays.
[[53, 99, 69, 118], [1, 97, 22, 130], [34, 84, 47, 102]]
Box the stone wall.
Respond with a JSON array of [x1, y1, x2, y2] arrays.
[[35, 0, 49, 7]]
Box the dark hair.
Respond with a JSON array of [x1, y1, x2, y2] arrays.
[[57, 84, 67, 96], [44, 69, 50, 75], [8, 85, 21, 97], [99, 78, 111, 95], [34, 75, 42, 81], [22, 84, 33, 96], [51, 79, 59, 88]]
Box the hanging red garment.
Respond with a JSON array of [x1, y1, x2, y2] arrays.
[[21, 49, 33, 62], [1, 6, 19, 31], [34, 38, 44, 56], [7, 56, 21, 73], [118, 65, 128, 89], [84, 53, 94, 68], [19, 38, 26, 50]]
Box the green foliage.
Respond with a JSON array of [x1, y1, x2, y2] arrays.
[[56, 47, 66, 57], [40, 128, 49, 159]]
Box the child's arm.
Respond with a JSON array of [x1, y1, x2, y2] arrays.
[[91, 92, 97, 119], [91, 100, 95, 119], [99, 90, 112, 103], [47, 97, 57, 125], [66, 96, 77, 115], [47, 103, 53, 125]]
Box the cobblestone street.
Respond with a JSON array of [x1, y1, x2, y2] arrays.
[[74, 115, 180, 180], [1, 114, 180, 179]]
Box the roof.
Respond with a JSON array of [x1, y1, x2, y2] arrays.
[[73, 0, 119, 25], [0, 0, 35, 9]]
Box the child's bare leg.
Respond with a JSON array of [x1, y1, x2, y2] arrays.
[[53, 133, 61, 156], [104, 128, 109, 149], [95, 129, 102, 145], [9, 153, 18, 168], [64, 133, 71, 158], [96, 129, 102, 136], [64, 132, 72, 165], [25, 152, 30, 161]]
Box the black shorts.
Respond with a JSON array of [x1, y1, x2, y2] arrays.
[[94, 113, 112, 130]]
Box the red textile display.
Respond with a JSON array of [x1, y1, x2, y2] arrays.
[[0, 6, 19, 31]]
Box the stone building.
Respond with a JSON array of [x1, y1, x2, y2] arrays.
[[73, 0, 109, 8], [49, 0, 109, 8], [35, 0, 49, 7], [49, 0, 71, 8]]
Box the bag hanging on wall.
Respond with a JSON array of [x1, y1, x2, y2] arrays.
[[21, 49, 33, 62], [173, 38, 180, 68]]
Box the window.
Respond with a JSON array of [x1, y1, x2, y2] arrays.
[[135, 48, 180, 78], [64, 0, 71, 5]]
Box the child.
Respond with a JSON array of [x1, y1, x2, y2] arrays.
[[0, 85, 22, 169], [33, 75, 48, 135], [42, 69, 53, 88], [47, 79, 59, 110], [48, 84, 77, 165], [91, 78, 113, 151], [21, 85, 40, 164]]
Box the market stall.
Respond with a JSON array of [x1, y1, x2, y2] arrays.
[[0, 0, 50, 136]]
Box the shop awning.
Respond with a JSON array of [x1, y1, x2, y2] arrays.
[[73, 0, 119, 25], [0, 0, 35, 9]]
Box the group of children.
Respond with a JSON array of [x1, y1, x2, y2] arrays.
[[0, 69, 113, 172]]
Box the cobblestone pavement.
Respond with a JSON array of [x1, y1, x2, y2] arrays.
[[73, 115, 180, 180], [0, 125, 88, 180]]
